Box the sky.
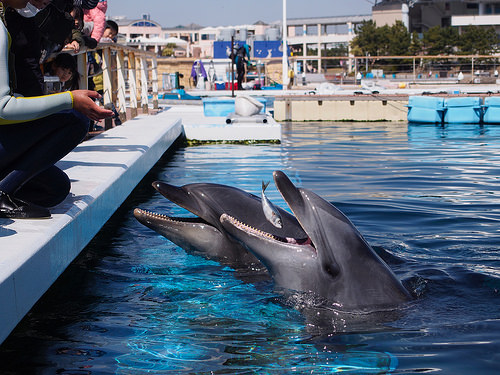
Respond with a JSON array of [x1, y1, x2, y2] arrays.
[[107, 0, 374, 28]]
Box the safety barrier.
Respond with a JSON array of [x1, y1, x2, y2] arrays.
[[71, 43, 159, 128]]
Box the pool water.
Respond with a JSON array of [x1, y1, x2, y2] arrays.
[[1, 122, 500, 374]]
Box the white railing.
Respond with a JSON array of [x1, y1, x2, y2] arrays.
[[72, 43, 159, 127]]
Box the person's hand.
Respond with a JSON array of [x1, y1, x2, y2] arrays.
[[64, 41, 80, 53], [71, 90, 114, 121]]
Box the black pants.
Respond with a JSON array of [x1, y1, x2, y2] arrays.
[[0, 111, 89, 207], [236, 60, 245, 90]]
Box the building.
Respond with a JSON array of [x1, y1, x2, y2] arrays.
[[114, 15, 191, 56], [114, 14, 273, 58], [372, 0, 500, 34], [286, 15, 371, 73]]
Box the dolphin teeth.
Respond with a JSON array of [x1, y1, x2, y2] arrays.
[[224, 214, 282, 242], [139, 209, 177, 222], [223, 213, 312, 247]]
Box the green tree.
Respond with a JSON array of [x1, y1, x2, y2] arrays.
[[458, 26, 499, 55], [351, 20, 411, 56], [376, 24, 392, 55], [387, 21, 411, 56], [161, 43, 178, 57], [422, 26, 458, 55], [409, 31, 422, 55], [351, 20, 380, 56]]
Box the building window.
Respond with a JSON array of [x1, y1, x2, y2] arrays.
[[131, 21, 157, 27], [306, 25, 318, 35], [325, 24, 348, 35]]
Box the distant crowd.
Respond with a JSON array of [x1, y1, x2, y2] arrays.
[[0, 0, 118, 220]]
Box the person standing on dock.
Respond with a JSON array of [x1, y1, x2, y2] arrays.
[[234, 43, 251, 90], [0, 0, 113, 219]]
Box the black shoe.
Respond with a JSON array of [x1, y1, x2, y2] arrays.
[[0, 192, 51, 219]]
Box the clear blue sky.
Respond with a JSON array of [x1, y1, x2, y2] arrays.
[[107, 0, 374, 27]]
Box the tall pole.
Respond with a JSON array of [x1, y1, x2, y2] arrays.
[[282, 0, 288, 89], [231, 36, 235, 97]]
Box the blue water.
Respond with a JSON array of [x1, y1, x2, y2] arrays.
[[1, 122, 500, 374]]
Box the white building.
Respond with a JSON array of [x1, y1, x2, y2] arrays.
[[373, 0, 500, 34]]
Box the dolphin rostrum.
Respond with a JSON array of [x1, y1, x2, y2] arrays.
[[220, 171, 412, 312], [133, 180, 307, 268]]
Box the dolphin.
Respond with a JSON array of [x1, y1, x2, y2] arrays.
[[220, 171, 412, 312], [133, 181, 308, 268]]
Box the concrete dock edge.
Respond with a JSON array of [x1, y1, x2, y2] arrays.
[[0, 112, 183, 344]]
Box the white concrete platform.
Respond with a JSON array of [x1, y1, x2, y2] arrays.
[[163, 105, 281, 142], [0, 111, 183, 344]]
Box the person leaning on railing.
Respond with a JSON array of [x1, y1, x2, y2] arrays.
[[0, 0, 113, 219]]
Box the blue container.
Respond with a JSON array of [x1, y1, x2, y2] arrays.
[[214, 82, 226, 90], [407, 96, 445, 123], [482, 96, 500, 124], [444, 97, 482, 124], [203, 97, 267, 117]]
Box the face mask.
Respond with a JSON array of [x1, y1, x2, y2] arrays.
[[16, 3, 41, 18]]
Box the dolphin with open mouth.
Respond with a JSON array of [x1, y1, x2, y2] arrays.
[[220, 171, 412, 312], [133, 180, 308, 268]]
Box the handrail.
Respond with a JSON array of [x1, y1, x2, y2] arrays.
[[65, 42, 159, 128]]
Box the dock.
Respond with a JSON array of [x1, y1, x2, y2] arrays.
[[274, 94, 409, 122], [162, 104, 281, 142]]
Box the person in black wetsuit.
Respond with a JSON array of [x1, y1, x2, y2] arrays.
[[234, 43, 251, 90]]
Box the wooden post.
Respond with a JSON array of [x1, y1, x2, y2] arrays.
[[151, 56, 159, 110], [76, 52, 88, 90], [128, 51, 138, 119], [140, 56, 149, 114], [116, 49, 127, 123], [102, 47, 113, 129]]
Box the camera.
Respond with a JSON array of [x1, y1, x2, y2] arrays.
[[43, 76, 63, 94]]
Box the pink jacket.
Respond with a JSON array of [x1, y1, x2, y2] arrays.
[[83, 0, 108, 42]]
